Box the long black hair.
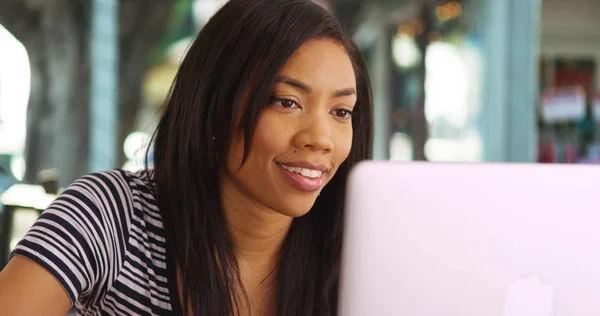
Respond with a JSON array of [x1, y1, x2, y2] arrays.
[[149, 0, 373, 315]]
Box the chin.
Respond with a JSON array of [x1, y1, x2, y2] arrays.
[[274, 196, 319, 218]]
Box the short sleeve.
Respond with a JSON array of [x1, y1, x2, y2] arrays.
[[11, 171, 133, 305]]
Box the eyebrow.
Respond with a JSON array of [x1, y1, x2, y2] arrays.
[[274, 75, 356, 98]]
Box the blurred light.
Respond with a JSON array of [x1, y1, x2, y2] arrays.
[[448, 2, 463, 16], [166, 37, 194, 64], [390, 132, 413, 161], [436, 1, 463, 22], [124, 131, 151, 160], [9, 208, 40, 253], [122, 160, 146, 172], [436, 6, 447, 21], [392, 33, 422, 69], [193, 0, 229, 27], [424, 132, 482, 162], [397, 25, 415, 37], [409, 18, 424, 36], [10, 155, 26, 181], [0, 184, 56, 210], [123, 131, 152, 172], [424, 42, 468, 127], [0, 25, 30, 155]]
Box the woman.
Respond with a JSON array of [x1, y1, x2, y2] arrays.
[[0, 0, 373, 315]]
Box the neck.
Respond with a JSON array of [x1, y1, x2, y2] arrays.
[[219, 176, 293, 316], [221, 178, 293, 266]]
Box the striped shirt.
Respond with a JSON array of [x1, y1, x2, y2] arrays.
[[12, 170, 182, 315]]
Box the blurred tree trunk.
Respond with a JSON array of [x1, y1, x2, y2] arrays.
[[0, 0, 172, 187]]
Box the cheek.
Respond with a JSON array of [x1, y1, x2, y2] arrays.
[[252, 114, 292, 157], [226, 113, 293, 175], [334, 126, 353, 164]]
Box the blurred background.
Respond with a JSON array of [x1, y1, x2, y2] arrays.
[[0, 0, 598, 266]]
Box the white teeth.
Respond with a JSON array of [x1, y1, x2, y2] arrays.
[[280, 164, 323, 179]]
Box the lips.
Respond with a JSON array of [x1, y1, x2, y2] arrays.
[[279, 164, 323, 178], [276, 162, 326, 192]]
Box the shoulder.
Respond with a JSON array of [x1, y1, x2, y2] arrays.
[[61, 169, 155, 214], [10, 169, 158, 305], [68, 169, 146, 200]]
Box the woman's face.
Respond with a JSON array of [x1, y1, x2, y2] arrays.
[[224, 38, 357, 217]]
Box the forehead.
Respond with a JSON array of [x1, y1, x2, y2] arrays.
[[277, 38, 356, 89]]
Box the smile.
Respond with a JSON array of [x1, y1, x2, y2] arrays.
[[276, 162, 326, 192], [279, 164, 323, 179]]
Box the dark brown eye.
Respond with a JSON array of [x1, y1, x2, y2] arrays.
[[332, 109, 353, 119], [271, 98, 299, 109]]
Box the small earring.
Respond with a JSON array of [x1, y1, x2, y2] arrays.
[[212, 135, 216, 140]]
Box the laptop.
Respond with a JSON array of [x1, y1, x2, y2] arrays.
[[339, 161, 600, 316]]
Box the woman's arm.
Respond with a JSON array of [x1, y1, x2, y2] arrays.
[[0, 170, 134, 315], [0, 255, 72, 316]]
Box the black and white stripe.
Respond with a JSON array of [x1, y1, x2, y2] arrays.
[[12, 170, 181, 315]]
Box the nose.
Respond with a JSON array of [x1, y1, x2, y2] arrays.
[[293, 114, 334, 153]]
